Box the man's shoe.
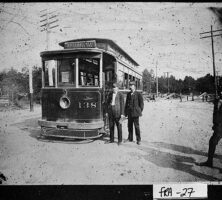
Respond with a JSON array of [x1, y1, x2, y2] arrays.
[[124, 139, 133, 143], [196, 161, 213, 168], [137, 141, 141, 145], [118, 142, 122, 146]]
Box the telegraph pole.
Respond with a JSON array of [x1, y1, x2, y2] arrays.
[[216, 71, 220, 87], [40, 9, 59, 87], [164, 72, 171, 94], [29, 67, 33, 112], [40, 9, 59, 50], [156, 61, 158, 97], [200, 26, 222, 98], [149, 76, 152, 94]]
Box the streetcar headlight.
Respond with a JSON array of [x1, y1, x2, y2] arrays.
[[59, 96, 71, 109]]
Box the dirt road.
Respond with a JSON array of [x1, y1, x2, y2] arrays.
[[0, 99, 222, 184]]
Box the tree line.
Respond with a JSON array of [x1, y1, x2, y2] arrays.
[[142, 68, 222, 95], [0, 66, 42, 104], [0, 66, 221, 105]]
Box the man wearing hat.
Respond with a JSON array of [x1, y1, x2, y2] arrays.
[[196, 90, 222, 167], [125, 81, 144, 145], [105, 83, 124, 145]]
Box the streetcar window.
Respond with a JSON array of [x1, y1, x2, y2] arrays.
[[136, 78, 141, 90], [58, 59, 76, 86], [128, 74, 131, 82], [44, 60, 56, 87], [124, 73, 129, 89], [80, 72, 87, 86], [117, 70, 124, 89], [103, 64, 116, 89], [106, 71, 113, 82], [79, 58, 99, 87], [138, 78, 142, 90], [135, 78, 138, 88]]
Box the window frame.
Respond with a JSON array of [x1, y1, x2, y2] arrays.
[[41, 52, 103, 89]]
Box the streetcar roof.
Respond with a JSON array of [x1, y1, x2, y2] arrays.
[[59, 38, 139, 67], [40, 49, 102, 56]]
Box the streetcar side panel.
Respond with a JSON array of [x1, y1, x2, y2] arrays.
[[41, 88, 102, 122]]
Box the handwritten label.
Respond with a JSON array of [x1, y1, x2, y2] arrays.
[[153, 183, 207, 199]]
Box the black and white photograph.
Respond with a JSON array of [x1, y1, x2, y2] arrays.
[[0, 2, 222, 187]]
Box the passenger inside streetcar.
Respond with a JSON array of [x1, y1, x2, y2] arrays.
[[79, 58, 99, 87]]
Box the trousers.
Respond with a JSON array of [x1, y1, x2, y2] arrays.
[[127, 114, 141, 142], [109, 110, 122, 142], [207, 124, 222, 163]]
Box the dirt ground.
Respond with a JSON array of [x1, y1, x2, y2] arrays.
[[0, 98, 222, 185]]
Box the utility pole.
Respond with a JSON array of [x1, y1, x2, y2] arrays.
[[40, 9, 59, 50], [29, 67, 33, 112], [156, 60, 158, 97], [216, 71, 220, 88], [150, 69, 155, 94], [149, 76, 152, 94], [200, 26, 222, 99], [40, 9, 59, 87], [164, 72, 171, 94]]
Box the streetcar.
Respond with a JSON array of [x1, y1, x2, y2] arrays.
[[38, 38, 142, 139]]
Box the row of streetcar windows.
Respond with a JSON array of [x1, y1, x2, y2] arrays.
[[43, 57, 142, 90], [44, 58, 100, 87], [117, 70, 141, 90]]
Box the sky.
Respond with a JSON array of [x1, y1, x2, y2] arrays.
[[0, 2, 222, 80]]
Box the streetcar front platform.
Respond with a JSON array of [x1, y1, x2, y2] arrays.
[[38, 119, 106, 139]]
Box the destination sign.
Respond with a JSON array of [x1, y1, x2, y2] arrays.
[[64, 40, 96, 49]]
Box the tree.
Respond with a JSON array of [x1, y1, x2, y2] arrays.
[[158, 76, 167, 94], [32, 66, 42, 102], [0, 66, 42, 104], [142, 69, 151, 93], [0, 68, 28, 103], [196, 73, 214, 94], [183, 76, 196, 94]]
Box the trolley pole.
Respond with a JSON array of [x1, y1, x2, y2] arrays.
[[200, 26, 222, 99], [29, 67, 34, 112]]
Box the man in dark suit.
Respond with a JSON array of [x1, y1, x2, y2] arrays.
[[196, 90, 222, 167], [125, 81, 144, 145], [105, 83, 124, 145]]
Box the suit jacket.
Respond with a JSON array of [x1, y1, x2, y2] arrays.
[[125, 91, 144, 117], [106, 91, 124, 118], [213, 99, 222, 125]]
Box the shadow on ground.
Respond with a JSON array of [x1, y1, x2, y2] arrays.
[[126, 140, 221, 181], [152, 141, 222, 160], [13, 118, 222, 181]]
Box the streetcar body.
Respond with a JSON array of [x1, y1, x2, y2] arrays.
[[38, 38, 142, 139]]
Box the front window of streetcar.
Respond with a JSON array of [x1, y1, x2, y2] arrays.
[[58, 58, 76, 86], [78, 58, 100, 87], [42, 57, 101, 88], [43, 60, 56, 87]]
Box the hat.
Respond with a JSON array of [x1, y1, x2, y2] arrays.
[[129, 81, 136, 86]]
